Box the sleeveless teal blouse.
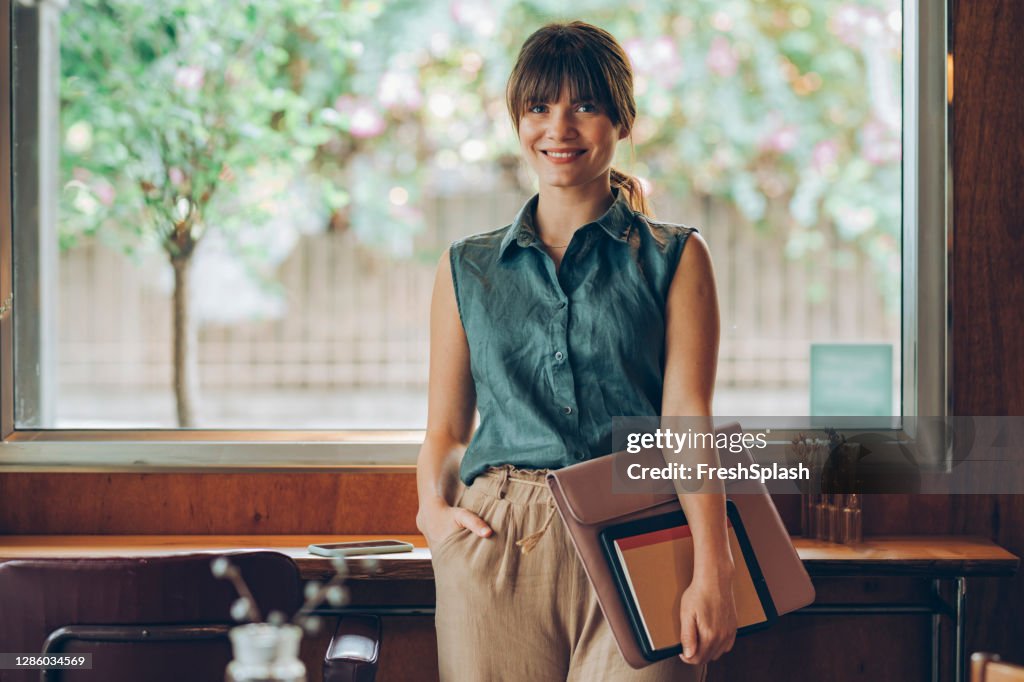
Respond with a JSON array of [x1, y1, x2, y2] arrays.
[[450, 189, 698, 485]]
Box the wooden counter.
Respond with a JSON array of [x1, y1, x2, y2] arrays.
[[0, 534, 1018, 682], [0, 534, 1017, 580]]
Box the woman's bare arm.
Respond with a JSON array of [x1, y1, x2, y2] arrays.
[[661, 231, 737, 664], [415, 249, 492, 543]]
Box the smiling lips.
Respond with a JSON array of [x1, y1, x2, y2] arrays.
[[542, 149, 587, 163]]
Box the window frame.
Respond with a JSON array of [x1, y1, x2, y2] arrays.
[[0, 0, 952, 471]]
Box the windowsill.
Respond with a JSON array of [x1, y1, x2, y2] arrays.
[[0, 435, 424, 471]]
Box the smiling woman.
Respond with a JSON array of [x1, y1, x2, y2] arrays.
[[415, 20, 736, 681]]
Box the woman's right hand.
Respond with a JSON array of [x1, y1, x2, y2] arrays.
[[416, 498, 493, 548]]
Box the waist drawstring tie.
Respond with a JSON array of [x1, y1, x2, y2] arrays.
[[492, 467, 557, 555], [515, 504, 556, 555]]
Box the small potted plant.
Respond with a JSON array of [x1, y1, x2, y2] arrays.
[[211, 555, 373, 682]]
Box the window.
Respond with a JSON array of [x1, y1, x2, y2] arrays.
[[0, 0, 950, 467]]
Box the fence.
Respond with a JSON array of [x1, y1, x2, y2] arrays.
[[58, 192, 899, 394]]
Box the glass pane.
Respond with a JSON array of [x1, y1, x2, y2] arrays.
[[12, 0, 902, 428]]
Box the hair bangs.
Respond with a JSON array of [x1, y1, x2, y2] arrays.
[[508, 33, 619, 126]]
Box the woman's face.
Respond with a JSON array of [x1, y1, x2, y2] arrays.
[[518, 86, 627, 194]]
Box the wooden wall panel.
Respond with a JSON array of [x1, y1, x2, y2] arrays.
[[952, 0, 1024, 666], [0, 472, 420, 534], [952, 4, 1024, 412]]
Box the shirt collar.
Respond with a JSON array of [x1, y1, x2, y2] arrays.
[[498, 188, 635, 259]]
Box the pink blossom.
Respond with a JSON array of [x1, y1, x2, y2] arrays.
[[450, 0, 496, 36], [829, 4, 889, 48], [706, 36, 738, 78], [624, 39, 646, 70], [860, 118, 901, 164], [93, 180, 116, 206], [759, 123, 800, 154], [72, 167, 92, 182], [812, 139, 840, 173], [624, 37, 683, 85], [168, 166, 186, 187], [334, 95, 387, 139], [378, 71, 423, 111], [174, 65, 205, 91]]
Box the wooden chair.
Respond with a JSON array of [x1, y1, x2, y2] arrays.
[[972, 653, 1024, 682], [0, 552, 379, 682]]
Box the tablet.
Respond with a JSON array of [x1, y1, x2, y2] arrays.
[[599, 500, 777, 662]]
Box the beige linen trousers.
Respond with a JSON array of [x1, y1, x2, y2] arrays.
[[431, 464, 708, 682]]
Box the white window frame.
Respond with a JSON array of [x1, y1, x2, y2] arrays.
[[0, 0, 952, 471]]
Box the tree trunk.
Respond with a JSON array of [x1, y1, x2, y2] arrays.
[[171, 256, 199, 427]]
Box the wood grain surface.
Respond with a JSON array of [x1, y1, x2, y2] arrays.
[[0, 472, 420, 534], [0, 534, 1016, 581], [952, 0, 1024, 669]]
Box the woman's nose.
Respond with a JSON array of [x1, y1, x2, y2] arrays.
[[546, 112, 578, 139]]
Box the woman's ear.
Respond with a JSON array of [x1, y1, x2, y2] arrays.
[[618, 125, 630, 140]]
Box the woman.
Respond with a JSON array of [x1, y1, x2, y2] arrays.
[[416, 20, 737, 681]]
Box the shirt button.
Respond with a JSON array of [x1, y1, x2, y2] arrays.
[[557, 301, 567, 309], [574, 451, 586, 461], [554, 351, 564, 361], [563, 406, 573, 415]]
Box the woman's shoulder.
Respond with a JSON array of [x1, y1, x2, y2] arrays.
[[630, 211, 700, 250], [450, 223, 514, 257]]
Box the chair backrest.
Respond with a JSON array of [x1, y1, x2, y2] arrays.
[[0, 551, 302, 682], [972, 653, 1024, 682]]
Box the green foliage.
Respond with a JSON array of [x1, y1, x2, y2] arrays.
[[59, 0, 902, 306]]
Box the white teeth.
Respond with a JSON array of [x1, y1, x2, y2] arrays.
[[546, 151, 582, 159]]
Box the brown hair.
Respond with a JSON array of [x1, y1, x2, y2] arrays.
[[506, 20, 651, 216]]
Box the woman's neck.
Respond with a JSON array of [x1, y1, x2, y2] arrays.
[[534, 179, 615, 247]]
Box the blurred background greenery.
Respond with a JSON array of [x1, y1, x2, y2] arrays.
[[36, 0, 901, 426]]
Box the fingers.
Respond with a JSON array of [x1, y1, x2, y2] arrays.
[[680, 620, 736, 665], [700, 624, 735, 663], [723, 632, 736, 658], [679, 614, 700, 664], [455, 507, 493, 537]]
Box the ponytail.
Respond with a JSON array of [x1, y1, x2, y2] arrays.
[[610, 167, 653, 217]]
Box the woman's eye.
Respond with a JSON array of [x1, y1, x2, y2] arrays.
[[528, 104, 547, 114], [577, 103, 597, 113]]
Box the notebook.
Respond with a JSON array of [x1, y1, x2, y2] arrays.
[[600, 500, 775, 657]]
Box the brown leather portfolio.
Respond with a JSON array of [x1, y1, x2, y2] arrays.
[[546, 422, 815, 669]]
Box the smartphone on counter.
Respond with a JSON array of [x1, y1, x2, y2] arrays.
[[307, 539, 415, 557]]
